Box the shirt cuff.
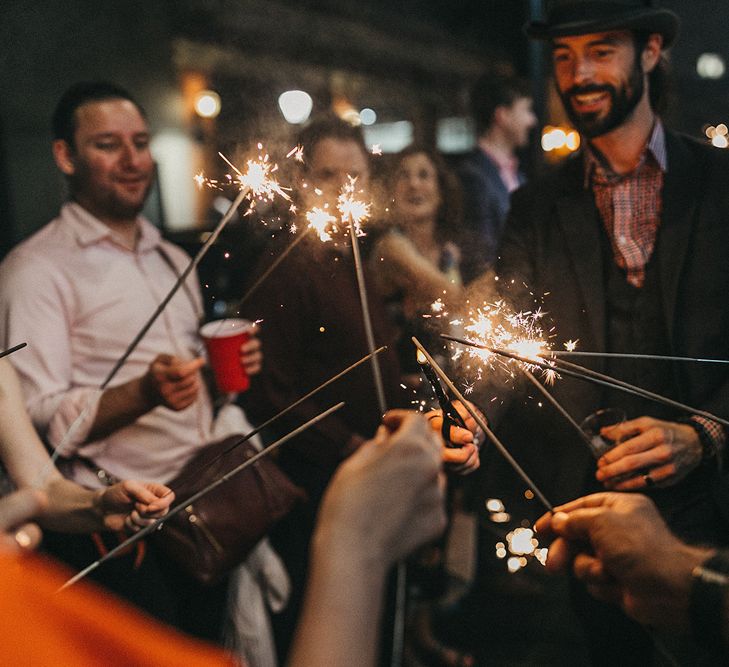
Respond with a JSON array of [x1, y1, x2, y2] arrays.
[[689, 416, 726, 460], [47, 388, 103, 457]]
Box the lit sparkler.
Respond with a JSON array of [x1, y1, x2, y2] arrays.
[[306, 206, 338, 242], [439, 299, 558, 384], [443, 334, 729, 428], [413, 336, 555, 513]]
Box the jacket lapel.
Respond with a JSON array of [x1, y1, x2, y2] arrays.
[[658, 132, 701, 344], [555, 157, 606, 352]]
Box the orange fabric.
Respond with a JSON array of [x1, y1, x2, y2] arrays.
[[0, 552, 238, 666]]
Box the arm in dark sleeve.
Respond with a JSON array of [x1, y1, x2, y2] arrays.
[[242, 257, 362, 468]]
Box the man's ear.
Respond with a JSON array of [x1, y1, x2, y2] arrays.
[[52, 139, 76, 176], [642, 33, 663, 74]]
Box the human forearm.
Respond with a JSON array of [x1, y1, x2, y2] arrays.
[[289, 523, 387, 667], [36, 477, 107, 533], [88, 375, 156, 442]]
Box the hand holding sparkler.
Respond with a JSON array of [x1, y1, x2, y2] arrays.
[[595, 417, 703, 491], [424, 404, 481, 474], [416, 350, 481, 472], [535, 492, 713, 637]]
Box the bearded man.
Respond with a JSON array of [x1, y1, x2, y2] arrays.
[[479, 1, 729, 663]]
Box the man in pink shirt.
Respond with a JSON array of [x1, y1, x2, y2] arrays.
[[458, 72, 537, 280], [0, 81, 261, 641]]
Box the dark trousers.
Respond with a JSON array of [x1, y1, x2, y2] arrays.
[[43, 530, 229, 643]]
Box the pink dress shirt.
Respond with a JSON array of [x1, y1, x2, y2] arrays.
[[0, 202, 214, 486]]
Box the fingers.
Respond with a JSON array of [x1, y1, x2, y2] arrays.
[[149, 356, 204, 410], [156, 356, 205, 380], [240, 337, 262, 375], [550, 508, 605, 541], [0, 489, 47, 553], [381, 409, 414, 433], [0, 489, 47, 532], [125, 481, 174, 515], [597, 426, 672, 484], [452, 400, 481, 431], [442, 443, 480, 474], [601, 416, 656, 444], [425, 411, 474, 446]]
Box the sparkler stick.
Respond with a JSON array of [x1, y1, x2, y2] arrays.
[[442, 334, 729, 428], [416, 350, 466, 447], [0, 342, 26, 360], [59, 401, 345, 592], [348, 219, 387, 415], [412, 337, 554, 513], [551, 356, 729, 428], [519, 368, 596, 455], [551, 350, 729, 364], [235, 225, 313, 309]]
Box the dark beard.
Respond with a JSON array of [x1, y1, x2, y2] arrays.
[[559, 62, 644, 139]]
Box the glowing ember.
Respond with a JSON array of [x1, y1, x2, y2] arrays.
[[286, 144, 305, 162], [303, 176, 373, 244], [306, 207, 337, 242], [564, 339, 579, 352]]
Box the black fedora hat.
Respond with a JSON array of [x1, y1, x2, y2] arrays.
[[526, 0, 680, 47]]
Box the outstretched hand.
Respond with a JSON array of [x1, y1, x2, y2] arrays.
[[316, 410, 446, 569], [98, 481, 173, 532], [535, 492, 711, 632]]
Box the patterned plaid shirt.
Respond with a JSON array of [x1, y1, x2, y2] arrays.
[[585, 122, 725, 453], [585, 121, 666, 289]]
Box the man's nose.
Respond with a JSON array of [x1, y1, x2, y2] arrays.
[[120, 142, 144, 168], [573, 56, 596, 86]]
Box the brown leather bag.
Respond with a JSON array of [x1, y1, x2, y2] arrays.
[[154, 434, 306, 586]]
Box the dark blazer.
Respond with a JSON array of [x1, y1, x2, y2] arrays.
[[486, 130, 729, 539], [458, 149, 525, 280]]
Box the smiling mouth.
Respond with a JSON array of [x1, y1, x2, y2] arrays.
[[572, 91, 609, 109]]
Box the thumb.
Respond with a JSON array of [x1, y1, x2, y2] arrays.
[[551, 508, 604, 542]]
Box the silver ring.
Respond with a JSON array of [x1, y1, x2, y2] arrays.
[[643, 473, 655, 488]]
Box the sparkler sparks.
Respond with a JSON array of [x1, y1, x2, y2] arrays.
[[303, 176, 373, 243], [435, 297, 558, 384], [286, 144, 305, 162], [337, 176, 371, 237], [194, 147, 291, 214], [306, 207, 337, 242]]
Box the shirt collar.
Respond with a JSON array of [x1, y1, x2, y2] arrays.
[[583, 120, 667, 188], [63, 201, 162, 253], [479, 143, 519, 173]]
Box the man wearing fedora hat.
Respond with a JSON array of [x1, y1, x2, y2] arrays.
[[483, 0, 729, 662]]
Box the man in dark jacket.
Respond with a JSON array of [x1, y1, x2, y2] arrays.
[[487, 1, 729, 663]]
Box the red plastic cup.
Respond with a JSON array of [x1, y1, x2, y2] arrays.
[[200, 318, 253, 393]]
